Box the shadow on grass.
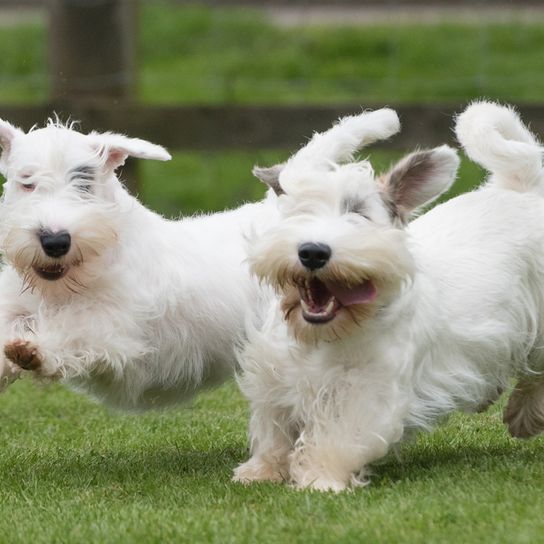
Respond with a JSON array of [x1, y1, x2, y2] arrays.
[[5, 436, 542, 493], [373, 437, 542, 486], [2, 445, 246, 492]]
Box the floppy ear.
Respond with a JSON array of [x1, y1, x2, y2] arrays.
[[89, 132, 172, 170], [380, 145, 460, 222], [0, 119, 25, 175], [252, 164, 285, 196]]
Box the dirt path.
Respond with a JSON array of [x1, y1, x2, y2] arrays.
[[2, 3, 544, 29], [0, 7, 43, 27], [265, 5, 544, 26]]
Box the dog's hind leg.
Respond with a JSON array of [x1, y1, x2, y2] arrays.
[[503, 375, 544, 438], [476, 386, 505, 413]]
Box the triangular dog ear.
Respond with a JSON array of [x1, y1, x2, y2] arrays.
[[380, 145, 460, 223], [252, 164, 285, 196], [89, 132, 171, 170], [0, 119, 25, 175]]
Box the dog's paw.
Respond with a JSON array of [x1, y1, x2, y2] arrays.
[[4, 339, 43, 371], [476, 386, 504, 413], [0, 358, 21, 391], [294, 475, 348, 493], [503, 378, 544, 439], [503, 399, 544, 439], [232, 457, 287, 484]]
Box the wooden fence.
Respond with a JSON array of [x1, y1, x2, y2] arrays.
[[2, 102, 544, 152]]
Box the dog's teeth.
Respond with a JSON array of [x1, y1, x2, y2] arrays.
[[300, 296, 336, 318]]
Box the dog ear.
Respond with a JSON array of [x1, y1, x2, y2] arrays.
[[380, 145, 460, 222], [89, 132, 171, 170], [0, 119, 24, 175], [252, 164, 285, 196]]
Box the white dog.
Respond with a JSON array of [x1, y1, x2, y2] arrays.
[[0, 119, 275, 409], [233, 103, 544, 492]]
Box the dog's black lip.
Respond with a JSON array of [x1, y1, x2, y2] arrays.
[[33, 264, 67, 281], [302, 312, 336, 324]]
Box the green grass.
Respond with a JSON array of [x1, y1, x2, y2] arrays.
[[139, 5, 544, 104], [2, 379, 544, 544], [0, 18, 46, 102]]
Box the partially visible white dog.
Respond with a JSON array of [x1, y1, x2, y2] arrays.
[[0, 119, 276, 409], [233, 103, 544, 492]]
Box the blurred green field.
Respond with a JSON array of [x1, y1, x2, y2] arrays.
[[139, 5, 544, 105], [3, 5, 544, 106]]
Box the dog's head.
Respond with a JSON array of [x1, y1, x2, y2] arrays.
[[250, 109, 459, 343], [0, 118, 170, 295]]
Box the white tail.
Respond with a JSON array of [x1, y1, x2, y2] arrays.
[[290, 108, 400, 169], [455, 101, 543, 192]]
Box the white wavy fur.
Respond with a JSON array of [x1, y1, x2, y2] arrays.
[[0, 119, 276, 409], [456, 101, 544, 192], [234, 104, 544, 492]]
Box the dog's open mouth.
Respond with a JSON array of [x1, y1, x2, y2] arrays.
[[297, 277, 376, 323], [33, 263, 68, 281]]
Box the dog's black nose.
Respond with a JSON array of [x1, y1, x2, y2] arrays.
[[39, 230, 71, 258], [298, 242, 331, 270]]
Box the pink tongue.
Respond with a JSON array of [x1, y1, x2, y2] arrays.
[[327, 280, 376, 306]]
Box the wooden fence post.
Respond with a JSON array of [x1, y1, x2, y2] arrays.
[[48, 0, 140, 193]]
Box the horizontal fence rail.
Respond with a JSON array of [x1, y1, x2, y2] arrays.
[[0, 0, 542, 7], [1, 103, 544, 151]]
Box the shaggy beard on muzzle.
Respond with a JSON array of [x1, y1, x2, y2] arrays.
[[249, 226, 415, 343], [0, 207, 120, 295]]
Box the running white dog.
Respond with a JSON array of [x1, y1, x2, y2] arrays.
[[0, 119, 275, 409], [233, 103, 544, 492]]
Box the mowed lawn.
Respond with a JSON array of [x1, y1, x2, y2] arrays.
[[1, 3, 544, 543], [1, 379, 544, 543]]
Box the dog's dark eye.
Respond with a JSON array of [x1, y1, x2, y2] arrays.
[[342, 197, 371, 220], [75, 183, 92, 193], [19, 171, 36, 191], [69, 165, 95, 194]]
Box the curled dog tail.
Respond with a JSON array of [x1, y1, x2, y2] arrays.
[[455, 101, 543, 192], [285, 108, 400, 172]]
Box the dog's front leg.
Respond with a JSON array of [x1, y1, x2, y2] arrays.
[[289, 379, 408, 493], [3, 322, 137, 381], [0, 347, 22, 391], [0, 277, 36, 390], [0, 326, 24, 390], [4, 335, 72, 380], [233, 403, 294, 484]]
